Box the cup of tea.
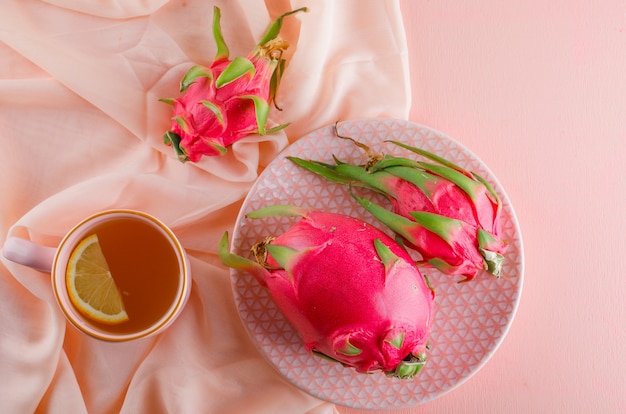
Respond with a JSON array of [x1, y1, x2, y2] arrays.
[[2, 210, 191, 341]]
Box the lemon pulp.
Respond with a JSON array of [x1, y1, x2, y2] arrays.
[[65, 234, 128, 324]]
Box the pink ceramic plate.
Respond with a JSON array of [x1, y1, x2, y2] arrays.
[[229, 118, 524, 409]]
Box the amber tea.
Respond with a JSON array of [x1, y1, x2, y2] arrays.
[[67, 216, 182, 335]]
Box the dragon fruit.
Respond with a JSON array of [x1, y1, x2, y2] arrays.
[[219, 205, 435, 379], [160, 6, 306, 162], [288, 133, 507, 282]]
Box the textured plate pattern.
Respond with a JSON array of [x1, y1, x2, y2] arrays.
[[229, 118, 524, 409]]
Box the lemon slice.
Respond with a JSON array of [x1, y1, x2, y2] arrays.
[[66, 234, 129, 324]]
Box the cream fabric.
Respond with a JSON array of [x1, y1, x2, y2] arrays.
[[0, 0, 410, 412]]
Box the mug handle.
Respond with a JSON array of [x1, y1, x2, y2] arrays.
[[2, 237, 56, 273]]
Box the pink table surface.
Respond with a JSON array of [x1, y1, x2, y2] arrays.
[[339, 1, 625, 413], [1, 1, 623, 413]]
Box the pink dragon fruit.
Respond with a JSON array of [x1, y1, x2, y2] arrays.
[[219, 205, 435, 379], [160, 6, 306, 162], [288, 134, 508, 282]]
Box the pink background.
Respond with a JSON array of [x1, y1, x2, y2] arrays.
[[0, 1, 624, 412], [341, 1, 626, 413]]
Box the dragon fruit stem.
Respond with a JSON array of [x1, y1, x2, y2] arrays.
[[257, 7, 308, 46], [218, 232, 270, 286], [336, 336, 363, 356], [242, 94, 270, 135], [286, 156, 355, 185], [387, 140, 469, 175], [334, 164, 398, 196], [352, 193, 417, 243], [384, 331, 405, 350], [333, 122, 380, 162], [215, 56, 255, 88], [265, 244, 298, 274], [368, 156, 422, 173], [373, 238, 401, 275], [411, 162, 487, 202], [159, 97, 175, 106], [265, 122, 291, 134], [408, 211, 465, 245], [472, 172, 503, 218], [163, 131, 187, 162], [392, 352, 427, 380], [246, 204, 311, 219], [477, 228, 505, 276], [481, 249, 504, 277], [179, 65, 212, 93], [201, 100, 224, 125], [212, 6, 229, 60], [270, 58, 285, 110]]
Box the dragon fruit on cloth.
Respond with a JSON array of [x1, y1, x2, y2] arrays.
[[160, 6, 306, 162], [288, 134, 508, 282], [219, 205, 435, 379]]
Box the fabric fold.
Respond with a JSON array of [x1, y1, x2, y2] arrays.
[[41, 0, 170, 19]]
